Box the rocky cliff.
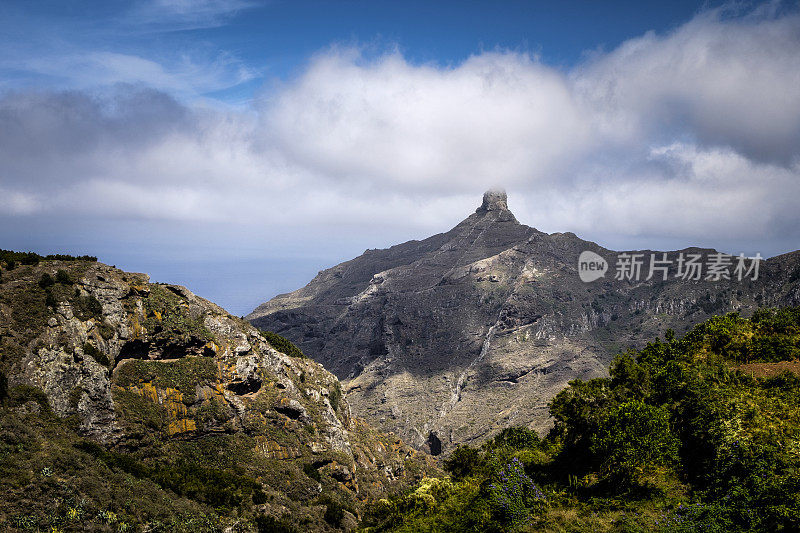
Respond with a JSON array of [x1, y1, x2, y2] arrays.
[[0, 255, 435, 531], [249, 190, 800, 455]]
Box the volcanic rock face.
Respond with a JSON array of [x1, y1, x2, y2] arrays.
[[478, 189, 510, 212], [0, 259, 435, 528], [248, 191, 800, 454]]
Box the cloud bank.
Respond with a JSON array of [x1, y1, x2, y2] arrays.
[[1, 4, 799, 262]]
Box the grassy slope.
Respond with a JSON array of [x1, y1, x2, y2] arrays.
[[363, 308, 800, 532]]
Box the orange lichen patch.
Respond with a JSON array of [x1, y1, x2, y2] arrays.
[[222, 362, 238, 380], [162, 388, 187, 416], [130, 315, 144, 339], [254, 436, 300, 460], [129, 383, 197, 435], [130, 284, 149, 296], [167, 418, 197, 435], [736, 360, 800, 378], [139, 382, 158, 403]]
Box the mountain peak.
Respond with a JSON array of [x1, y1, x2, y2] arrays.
[[477, 188, 508, 213]]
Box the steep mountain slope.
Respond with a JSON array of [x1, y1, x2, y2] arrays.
[[0, 254, 435, 531], [363, 308, 800, 532], [248, 191, 800, 454]]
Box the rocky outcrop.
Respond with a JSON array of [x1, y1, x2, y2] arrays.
[[0, 259, 436, 530], [249, 190, 800, 455]]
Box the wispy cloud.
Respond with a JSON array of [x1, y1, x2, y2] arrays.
[[6, 50, 256, 97], [128, 0, 262, 31], [0, 0, 259, 99]]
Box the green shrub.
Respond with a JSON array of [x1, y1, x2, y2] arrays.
[[0, 370, 7, 401], [8, 385, 51, 412], [38, 273, 55, 289], [83, 342, 110, 367], [74, 294, 103, 318], [254, 514, 297, 533], [324, 502, 345, 527], [115, 357, 218, 398], [260, 330, 305, 358], [488, 457, 546, 527], [252, 485, 268, 505], [318, 494, 345, 527], [96, 322, 115, 341], [443, 445, 483, 480], [590, 400, 679, 485], [151, 459, 254, 510], [0, 249, 96, 265], [303, 462, 321, 482], [143, 285, 213, 343], [55, 269, 73, 284], [329, 381, 342, 412], [44, 290, 57, 309], [489, 426, 541, 450]]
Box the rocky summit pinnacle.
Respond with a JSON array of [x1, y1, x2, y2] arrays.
[[248, 191, 800, 455], [478, 188, 508, 212]]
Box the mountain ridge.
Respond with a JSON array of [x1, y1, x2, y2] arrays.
[[248, 191, 800, 455]]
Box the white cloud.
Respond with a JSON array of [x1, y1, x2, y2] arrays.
[[1, 3, 799, 262], [0, 188, 39, 215], [575, 6, 800, 163], [523, 144, 800, 243], [264, 49, 593, 192]]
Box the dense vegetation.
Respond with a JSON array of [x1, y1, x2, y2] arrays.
[[0, 249, 97, 268], [260, 330, 306, 359], [364, 308, 800, 532]]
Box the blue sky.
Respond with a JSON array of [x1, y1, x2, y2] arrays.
[[1, 1, 799, 315], [2, 1, 731, 102]]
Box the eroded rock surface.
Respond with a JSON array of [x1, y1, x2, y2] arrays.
[[249, 190, 800, 454], [0, 259, 435, 529]]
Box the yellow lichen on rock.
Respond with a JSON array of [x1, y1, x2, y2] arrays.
[[130, 315, 144, 339], [254, 436, 300, 460], [167, 418, 197, 435], [162, 387, 187, 417], [138, 382, 158, 403], [129, 383, 196, 435]]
